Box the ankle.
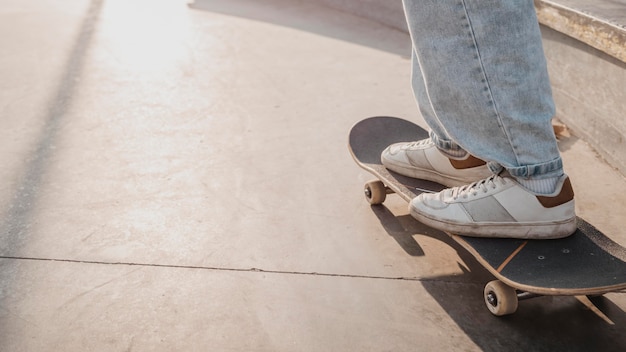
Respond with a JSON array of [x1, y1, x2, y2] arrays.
[[516, 175, 563, 195], [439, 147, 467, 159]]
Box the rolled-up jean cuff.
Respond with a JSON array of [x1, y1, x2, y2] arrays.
[[488, 157, 564, 179], [429, 130, 468, 159]]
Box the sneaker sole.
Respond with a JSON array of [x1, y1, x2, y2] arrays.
[[409, 204, 577, 239]]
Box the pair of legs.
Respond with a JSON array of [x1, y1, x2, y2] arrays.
[[383, 0, 576, 238]]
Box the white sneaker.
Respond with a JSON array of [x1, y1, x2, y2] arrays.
[[381, 139, 492, 187], [409, 174, 577, 239]]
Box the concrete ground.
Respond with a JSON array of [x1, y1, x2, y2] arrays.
[[1, 0, 626, 350]]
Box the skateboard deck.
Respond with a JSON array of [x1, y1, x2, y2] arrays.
[[349, 116, 626, 316]]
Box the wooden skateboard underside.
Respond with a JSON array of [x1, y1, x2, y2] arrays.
[[349, 116, 626, 297]]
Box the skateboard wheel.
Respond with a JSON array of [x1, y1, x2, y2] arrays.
[[484, 280, 518, 316], [364, 180, 386, 205]]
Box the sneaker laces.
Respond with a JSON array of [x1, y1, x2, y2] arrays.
[[451, 174, 507, 200], [404, 139, 432, 149]]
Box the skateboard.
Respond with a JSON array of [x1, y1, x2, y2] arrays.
[[348, 116, 626, 317]]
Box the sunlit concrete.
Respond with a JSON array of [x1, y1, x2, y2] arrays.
[[1, 0, 625, 350]]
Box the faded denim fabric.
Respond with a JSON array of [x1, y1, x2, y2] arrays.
[[403, 0, 563, 179]]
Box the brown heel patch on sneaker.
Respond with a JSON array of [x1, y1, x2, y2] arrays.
[[449, 155, 486, 170], [536, 177, 575, 208]]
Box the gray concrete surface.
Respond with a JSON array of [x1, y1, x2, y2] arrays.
[[542, 25, 626, 181], [1, 0, 626, 350], [536, 0, 626, 177], [536, 0, 626, 63]]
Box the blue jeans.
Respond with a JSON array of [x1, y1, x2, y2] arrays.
[[403, 0, 563, 179]]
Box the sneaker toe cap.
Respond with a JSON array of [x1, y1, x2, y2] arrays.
[[415, 192, 447, 209], [381, 144, 409, 164], [410, 193, 471, 223]]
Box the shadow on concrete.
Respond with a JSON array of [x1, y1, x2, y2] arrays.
[[371, 206, 425, 257], [0, 0, 104, 252], [371, 203, 494, 279], [0, 1, 104, 347], [422, 278, 626, 352], [188, 0, 412, 58], [372, 202, 626, 351]]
